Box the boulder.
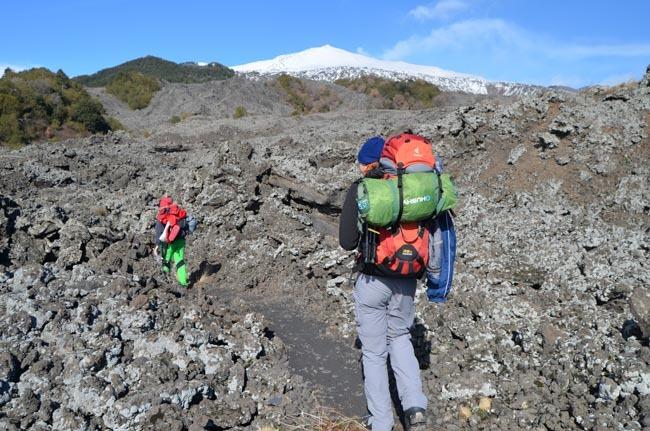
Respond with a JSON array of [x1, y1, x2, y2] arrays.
[[641, 65, 650, 87], [629, 287, 650, 338], [536, 132, 560, 150]]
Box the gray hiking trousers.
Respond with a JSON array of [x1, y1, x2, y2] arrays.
[[353, 274, 428, 431]]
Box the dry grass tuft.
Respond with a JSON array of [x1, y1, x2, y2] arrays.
[[269, 407, 367, 431]]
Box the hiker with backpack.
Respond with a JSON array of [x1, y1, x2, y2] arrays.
[[153, 196, 197, 287], [339, 133, 457, 431]]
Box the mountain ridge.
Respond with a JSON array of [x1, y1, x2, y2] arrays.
[[75, 56, 234, 87], [233, 45, 548, 96]]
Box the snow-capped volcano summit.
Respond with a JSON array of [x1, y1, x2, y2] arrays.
[[233, 45, 468, 78], [233, 45, 539, 96]]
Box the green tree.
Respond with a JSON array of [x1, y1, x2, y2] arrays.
[[335, 76, 440, 109], [75, 56, 235, 86], [233, 106, 247, 119], [71, 98, 109, 133], [106, 71, 161, 110], [107, 116, 125, 131], [0, 113, 23, 146], [275, 74, 309, 115], [0, 67, 114, 145]]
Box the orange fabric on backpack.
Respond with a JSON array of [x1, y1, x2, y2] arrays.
[[374, 222, 429, 277], [157, 197, 187, 243], [381, 133, 436, 175], [167, 224, 182, 242]]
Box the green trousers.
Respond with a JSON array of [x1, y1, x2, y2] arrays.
[[162, 238, 188, 286]]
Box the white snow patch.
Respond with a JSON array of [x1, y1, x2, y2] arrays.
[[232, 45, 541, 95]]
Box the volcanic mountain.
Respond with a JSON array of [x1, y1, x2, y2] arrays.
[[233, 44, 542, 96]]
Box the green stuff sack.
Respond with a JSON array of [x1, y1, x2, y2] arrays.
[[357, 172, 442, 227], [357, 178, 399, 227], [401, 172, 440, 222], [435, 173, 457, 214]]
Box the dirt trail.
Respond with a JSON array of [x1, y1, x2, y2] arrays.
[[257, 301, 366, 416], [200, 276, 367, 416]]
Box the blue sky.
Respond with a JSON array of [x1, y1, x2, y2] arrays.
[[2, 0, 649, 87]]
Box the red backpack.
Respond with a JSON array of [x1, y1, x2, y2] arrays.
[[157, 198, 187, 243], [377, 223, 429, 277], [380, 133, 437, 176], [360, 133, 436, 278], [359, 223, 430, 278]]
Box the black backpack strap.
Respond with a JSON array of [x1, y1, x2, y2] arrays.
[[367, 226, 379, 264], [360, 221, 369, 264], [360, 222, 379, 265], [435, 171, 443, 214], [393, 163, 405, 228]]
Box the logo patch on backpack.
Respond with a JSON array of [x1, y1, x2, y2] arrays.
[[403, 195, 432, 206], [357, 198, 370, 211], [396, 245, 417, 261], [370, 223, 429, 277]]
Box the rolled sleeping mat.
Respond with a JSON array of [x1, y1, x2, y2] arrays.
[[357, 172, 443, 227], [436, 173, 457, 215]]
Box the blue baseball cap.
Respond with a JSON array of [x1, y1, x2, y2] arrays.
[[357, 136, 385, 164]]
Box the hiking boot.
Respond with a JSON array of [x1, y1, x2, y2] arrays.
[[360, 415, 396, 430], [404, 407, 427, 430]]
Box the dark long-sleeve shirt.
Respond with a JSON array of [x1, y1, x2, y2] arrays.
[[154, 218, 190, 245], [338, 181, 361, 251], [339, 167, 385, 251], [338, 179, 389, 277], [154, 220, 164, 246]]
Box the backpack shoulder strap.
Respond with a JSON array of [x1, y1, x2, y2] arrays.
[[392, 163, 405, 228]]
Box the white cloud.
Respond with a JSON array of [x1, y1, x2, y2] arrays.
[[356, 47, 370, 57], [408, 0, 469, 21], [548, 75, 589, 88], [599, 72, 640, 86], [0, 64, 28, 76], [383, 18, 650, 62], [383, 18, 523, 60], [551, 72, 639, 89], [549, 43, 650, 59]]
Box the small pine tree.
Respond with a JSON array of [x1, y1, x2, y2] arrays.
[[106, 71, 160, 110], [107, 116, 125, 131], [71, 98, 109, 133], [233, 106, 247, 119]]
